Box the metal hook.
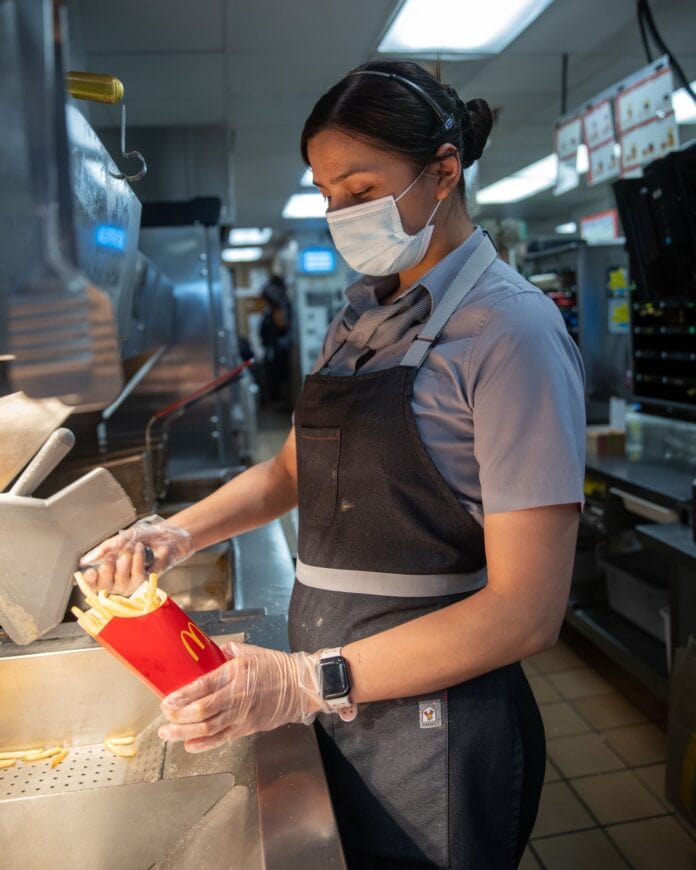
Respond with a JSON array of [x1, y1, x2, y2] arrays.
[[110, 104, 147, 183]]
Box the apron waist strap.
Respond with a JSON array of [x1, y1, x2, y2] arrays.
[[296, 558, 487, 598]]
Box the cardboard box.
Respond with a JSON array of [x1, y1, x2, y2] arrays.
[[586, 425, 626, 458]]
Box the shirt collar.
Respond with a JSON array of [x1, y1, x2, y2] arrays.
[[416, 226, 485, 307], [343, 226, 486, 313]]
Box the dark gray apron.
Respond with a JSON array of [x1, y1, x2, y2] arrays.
[[289, 237, 545, 869]]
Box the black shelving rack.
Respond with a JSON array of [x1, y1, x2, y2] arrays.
[[631, 297, 696, 412], [614, 147, 696, 416]]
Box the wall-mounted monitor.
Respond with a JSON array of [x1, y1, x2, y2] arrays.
[[298, 247, 336, 275]]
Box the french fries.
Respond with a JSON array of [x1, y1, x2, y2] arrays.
[[50, 749, 69, 768], [104, 734, 137, 759], [0, 746, 69, 768], [71, 571, 166, 637], [0, 736, 137, 770], [22, 747, 63, 763]]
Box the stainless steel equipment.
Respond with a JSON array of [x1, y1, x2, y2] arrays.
[[0, 613, 346, 870], [9, 428, 75, 496], [0, 392, 72, 490], [0, 467, 135, 644], [1, 0, 128, 409], [524, 240, 630, 423]]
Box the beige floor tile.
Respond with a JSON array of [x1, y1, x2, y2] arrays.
[[522, 659, 540, 677], [548, 733, 625, 778], [571, 692, 647, 731], [528, 644, 588, 674], [545, 759, 562, 783], [607, 816, 696, 870], [528, 675, 562, 705], [602, 722, 667, 766], [548, 668, 615, 700], [541, 702, 592, 739], [533, 829, 629, 870], [571, 770, 669, 824], [531, 781, 594, 838], [634, 763, 670, 807], [518, 847, 542, 869]]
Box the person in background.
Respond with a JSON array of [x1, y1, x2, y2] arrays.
[[81, 59, 585, 869], [259, 274, 292, 406]]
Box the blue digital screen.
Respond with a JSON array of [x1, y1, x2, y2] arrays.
[[95, 224, 126, 251], [299, 247, 336, 274]]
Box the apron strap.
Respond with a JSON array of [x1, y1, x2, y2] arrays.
[[297, 557, 487, 598], [400, 234, 498, 369]]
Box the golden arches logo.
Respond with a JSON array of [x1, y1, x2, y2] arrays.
[[180, 621, 207, 662]]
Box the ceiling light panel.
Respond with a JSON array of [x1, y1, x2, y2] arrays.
[[379, 0, 556, 55], [221, 247, 264, 263], [282, 193, 328, 219], [300, 168, 314, 187], [673, 82, 696, 124], [476, 154, 557, 204], [228, 227, 273, 245]]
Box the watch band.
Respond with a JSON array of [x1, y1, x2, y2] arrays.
[[320, 647, 357, 722]]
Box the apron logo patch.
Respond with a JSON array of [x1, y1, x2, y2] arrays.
[[419, 699, 442, 729]]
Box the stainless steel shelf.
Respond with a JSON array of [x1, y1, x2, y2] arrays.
[[566, 604, 669, 700]]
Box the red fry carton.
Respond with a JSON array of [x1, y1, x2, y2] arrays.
[[94, 594, 227, 698]]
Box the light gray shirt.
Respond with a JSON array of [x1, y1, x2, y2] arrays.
[[312, 227, 586, 526]]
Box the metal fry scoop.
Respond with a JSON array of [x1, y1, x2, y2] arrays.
[[0, 468, 136, 645]]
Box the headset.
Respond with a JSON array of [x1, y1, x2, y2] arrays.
[[350, 70, 458, 135]]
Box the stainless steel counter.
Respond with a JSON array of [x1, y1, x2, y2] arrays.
[[586, 456, 693, 512], [0, 611, 345, 869]]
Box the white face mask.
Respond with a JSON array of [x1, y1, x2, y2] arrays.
[[325, 167, 441, 276]]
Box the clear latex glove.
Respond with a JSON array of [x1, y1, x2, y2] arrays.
[[157, 642, 333, 753], [79, 515, 194, 595]]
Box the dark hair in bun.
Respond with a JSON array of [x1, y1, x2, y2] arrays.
[[301, 59, 493, 200]]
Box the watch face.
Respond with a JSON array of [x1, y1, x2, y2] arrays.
[[321, 657, 349, 700]]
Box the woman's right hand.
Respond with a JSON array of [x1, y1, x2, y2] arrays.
[[79, 516, 195, 596]]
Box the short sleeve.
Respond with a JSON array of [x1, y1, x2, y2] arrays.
[[469, 291, 586, 514]]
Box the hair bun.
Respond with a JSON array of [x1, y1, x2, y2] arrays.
[[461, 98, 493, 167]]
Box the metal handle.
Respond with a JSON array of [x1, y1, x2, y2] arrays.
[[151, 359, 254, 424], [66, 71, 124, 104], [10, 428, 76, 496], [608, 486, 680, 524]]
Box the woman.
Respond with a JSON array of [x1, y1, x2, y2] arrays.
[[83, 60, 585, 869]]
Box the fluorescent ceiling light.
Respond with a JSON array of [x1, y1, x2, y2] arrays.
[[555, 221, 577, 234], [221, 246, 264, 263], [227, 227, 272, 246], [379, 0, 555, 55], [576, 144, 589, 174], [477, 154, 557, 204], [673, 82, 696, 124], [300, 168, 314, 187], [282, 193, 327, 219]]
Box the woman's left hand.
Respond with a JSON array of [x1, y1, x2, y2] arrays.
[[158, 642, 330, 753]]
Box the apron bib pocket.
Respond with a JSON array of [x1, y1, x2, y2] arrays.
[[297, 426, 341, 527]]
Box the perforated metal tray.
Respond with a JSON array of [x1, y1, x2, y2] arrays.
[[0, 719, 164, 801]]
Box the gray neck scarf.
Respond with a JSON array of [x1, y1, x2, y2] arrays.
[[334, 283, 432, 351]]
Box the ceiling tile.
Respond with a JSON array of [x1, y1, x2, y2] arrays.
[[226, 0, 396, 54], [75, 0, 225, 52]]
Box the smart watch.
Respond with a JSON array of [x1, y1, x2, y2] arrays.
[[318, 648, 357, 722]]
